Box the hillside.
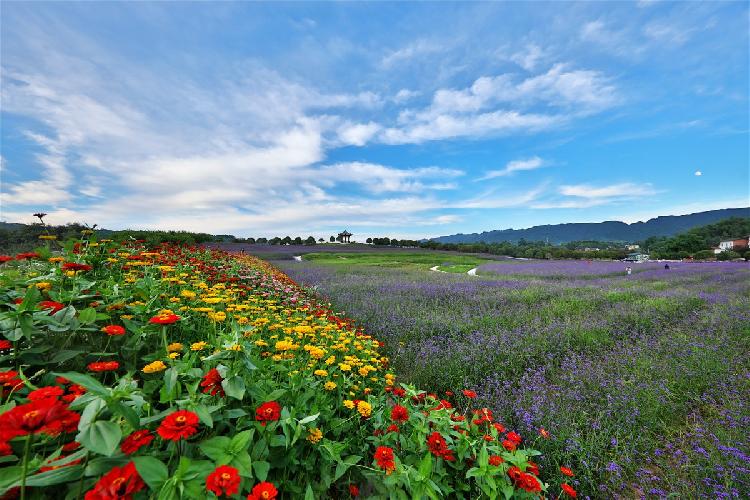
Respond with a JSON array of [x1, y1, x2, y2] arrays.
[[432, 207, 750, 244]]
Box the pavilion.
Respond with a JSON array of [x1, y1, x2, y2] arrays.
[[337, 230, 352, 243]]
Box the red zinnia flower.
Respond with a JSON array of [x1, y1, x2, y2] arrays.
[[15, 252, 40, 260], [348, 484, 359, 497], [518, 473, 542, 493], [502, 439, 517, 452], [489, 455, 504, 466], [374, 446, 396, 474], [85, 462, 145, 500], [157, 410, 200, 441], [426, 431, 455, 461], [390, 404, 409, 423], [0, 398, 77, 438], [27, 386, 64, 401], [200, 368, 225, 397], [206, 465, 241, 497], [121, 429, 155, 455], [247, 482, 278, 500], [527, 461, 540, 476], [38, 300, 65, 314], [255, 401, 281, 426], [0, 370, 23, 392], [392, 387, 406, 398], [462, 389, 477, 399], [493, 422, 506, 433], [506, 431, 522, 445], [561, 483, 577, 498], [0, 255, 14, 263], [386, 424, 399, 433], [560, 466, 575, 477], [0, 340, 12, 352], [507, 465, 523, 482], [539, 427, 550, 439], [88, 361, 120, 372], [101, 325, 126, 336], [62, 262, 93, 272], [149, 313, 181, 325]]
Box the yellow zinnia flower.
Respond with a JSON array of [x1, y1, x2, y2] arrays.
[[191, 341, 209, 351], [324, 381, 337, 391], [356, 401, 372, 418], [306, 427, 323, 444], [167, 342, 183, 352], [142, 360, 167, 373]]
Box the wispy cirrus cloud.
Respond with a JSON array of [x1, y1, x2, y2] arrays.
[[477, 156, 546, 181]]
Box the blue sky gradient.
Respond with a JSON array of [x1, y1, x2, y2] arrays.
[[1, 2, 748, 238]]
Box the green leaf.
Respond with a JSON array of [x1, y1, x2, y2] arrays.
[[229, 430, 254, 454], [304, 484, 315, 500], [21, 464, 83, 487], [419, 453, 433, 479], [53, 371, 109, 397], [78, 307, 98, 325], [77, 420, 122, 456], [334, 455, 361, 481], [50, 350, 85, 364], [221, 376, 245, 400], [133, 456, 169, 490], [265, 389, 286, 401], [298, 413, 319, 425], [108, 401, 140, 430], [229, 451, 252, 476], [157, 481, 179, 500], [163, 368, 178, 393], [252, 460, 270, 482], [192, 404, 214, 428], [199, 436, 232, 462]]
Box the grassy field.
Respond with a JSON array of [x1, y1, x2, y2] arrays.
[[302, 251, 489, 271], [274, 251, 750, 498]]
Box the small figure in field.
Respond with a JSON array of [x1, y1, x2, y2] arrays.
[[664, 263, 670, 270], [626, 266, 632, 276]]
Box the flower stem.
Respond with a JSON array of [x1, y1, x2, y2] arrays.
[[20, 434, 32, 500]]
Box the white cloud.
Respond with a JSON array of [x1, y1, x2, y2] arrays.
[[377, 64, 618, 145], [380, 110, 560, 144], [477, 156, 546, 180], [510, 44, 545, 71], [381, 39, 444, 67], [335, 121, 382, 146], [393, 89, 420, 103], [559, 182, 657, 198]]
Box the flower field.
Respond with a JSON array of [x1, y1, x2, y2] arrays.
[[0, 240, 577, 499], [278, 257, 750, 498]]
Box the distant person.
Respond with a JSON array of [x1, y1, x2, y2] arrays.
[[626, 266, 632, 276], [664, 263, 670, 270]]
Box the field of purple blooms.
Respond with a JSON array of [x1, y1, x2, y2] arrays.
[[273, 255, 750, 498]]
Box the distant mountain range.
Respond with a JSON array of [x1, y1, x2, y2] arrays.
[[432, 208, 750, 244]]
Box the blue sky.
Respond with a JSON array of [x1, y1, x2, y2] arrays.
[[1, 2, 748, 239]]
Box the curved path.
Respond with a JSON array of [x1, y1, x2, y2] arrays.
[[429, 265, 479, 276]]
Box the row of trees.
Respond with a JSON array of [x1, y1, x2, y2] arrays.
[[641, 217, 750, 260]]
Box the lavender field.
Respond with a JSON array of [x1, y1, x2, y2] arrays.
[[275, 256, 750, 498]]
